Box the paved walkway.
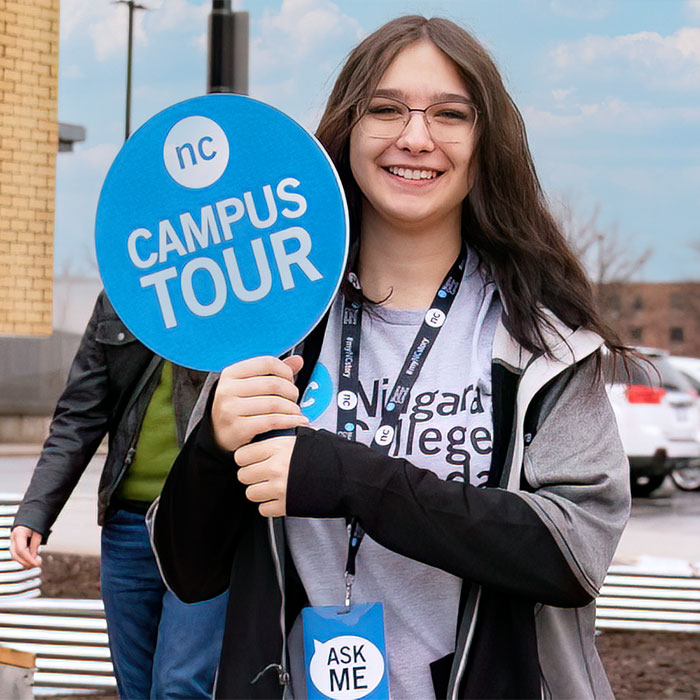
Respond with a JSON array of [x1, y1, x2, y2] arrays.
[[1, 445, 103, 556]]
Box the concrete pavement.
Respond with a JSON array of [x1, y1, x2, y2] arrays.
[[1, 446, 103, 556]]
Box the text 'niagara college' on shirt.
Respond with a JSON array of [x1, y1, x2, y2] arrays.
[[286, 250, 502, 699]]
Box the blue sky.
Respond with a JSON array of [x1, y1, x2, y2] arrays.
[[55, 0, 700, 282]]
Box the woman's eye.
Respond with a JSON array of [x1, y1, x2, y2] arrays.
[[368, 103, 403, 117], [433, 108, 471, 122]]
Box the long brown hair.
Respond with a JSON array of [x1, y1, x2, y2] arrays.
[[316, 15, 625, 357]]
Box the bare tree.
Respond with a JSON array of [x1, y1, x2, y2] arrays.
[[53, 244, 101, 332], [554, 198, 651, 287]]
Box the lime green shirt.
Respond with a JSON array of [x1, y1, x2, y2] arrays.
[[115, 361, 179, 504]]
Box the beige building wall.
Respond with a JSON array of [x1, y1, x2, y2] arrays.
[[0, 0, 59, 336]]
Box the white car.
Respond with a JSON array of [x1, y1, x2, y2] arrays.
[[667, 355, 700, 491], [606, 348, 700, 496]]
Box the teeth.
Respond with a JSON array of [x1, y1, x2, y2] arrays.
[[388, 166, 438, 180]]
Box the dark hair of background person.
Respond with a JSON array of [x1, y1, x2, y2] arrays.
[[315, 15, 628, 360]]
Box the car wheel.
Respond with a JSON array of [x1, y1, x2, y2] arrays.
[[670, 465, 700, 492], [630, 473, 666, 497]]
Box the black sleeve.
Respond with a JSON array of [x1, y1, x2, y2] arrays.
[[152, 396, 255, 604], [13, 293, 113, 540], [286, 427, 592, 607]]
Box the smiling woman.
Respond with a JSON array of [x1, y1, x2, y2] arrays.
[[152, 15, 631, 700]]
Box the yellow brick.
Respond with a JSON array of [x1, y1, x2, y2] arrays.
[[13, 57, 31, 72], [20, 72, 40, 87], [3, 15, 18, 32], [9, 242, 27, 255], [33, 17, 52, 33], [19, 95, 38, 108], [27, 221, 44, 235]]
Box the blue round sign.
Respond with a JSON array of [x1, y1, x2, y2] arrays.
[[96, 94, 348, 371]]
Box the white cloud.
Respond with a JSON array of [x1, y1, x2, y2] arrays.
[[61, 142, 120, 176], [552, 88, 574, 103], [549, 0, 611, 21], [257, 0, 364, 63], [252, 0, 364, 82], [249, 0, 365, 126], [550, 27, 700, 89], [60, 0, 148, 62], [145, 0, 209, 37], [524, 98, 700, 132], [687, 0, 700, 20], [61, 0, 209, 62]]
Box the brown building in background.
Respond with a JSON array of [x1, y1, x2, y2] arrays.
[[0, 0, 60, 336], [599, 282, 700, 359]]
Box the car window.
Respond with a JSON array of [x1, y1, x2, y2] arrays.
[[605, 355, 656, 386], [606, 354, 694, 392], [677, 368, 700, 392], [650, 357, 695, 392]]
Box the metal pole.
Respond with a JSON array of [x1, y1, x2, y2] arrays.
[[208, 1, 248, 95], [115, 1, 148, 141], [125, 1, 134, 141]]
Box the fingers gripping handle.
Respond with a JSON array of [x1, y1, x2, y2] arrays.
[[251, 428, 296, 442]]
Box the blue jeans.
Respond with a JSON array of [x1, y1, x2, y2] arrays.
[[101, 509, 228, 699]]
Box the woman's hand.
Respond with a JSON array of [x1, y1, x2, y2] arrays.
[[235, 436, 296, 516], [211, 354, 307, 453], [10, 526, 42, 569]]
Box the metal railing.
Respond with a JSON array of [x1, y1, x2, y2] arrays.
[[0, 495, 114, 695], [597, 566, 700, 633], [0, 500, 41, 601]]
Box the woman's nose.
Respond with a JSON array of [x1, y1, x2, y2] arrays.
[[394, 112, 435, 152]]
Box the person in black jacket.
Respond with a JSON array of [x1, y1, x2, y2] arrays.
[[153, 15, 630, 699], [11, 290, 228, 700]]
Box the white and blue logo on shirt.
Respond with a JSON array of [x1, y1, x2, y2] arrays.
[[301, 362, 334, 422]]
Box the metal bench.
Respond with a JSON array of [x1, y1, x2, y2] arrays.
[[596, 565, 700, 633], [0, 501, 41, 601], [0, 495, 114, 696]]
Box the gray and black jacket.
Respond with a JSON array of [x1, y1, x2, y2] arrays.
[[152, 310, 630, 699], [13, 291, 206, 539]]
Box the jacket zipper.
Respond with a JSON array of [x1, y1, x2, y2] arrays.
[[103, 356, 163, 509], [267, 517, 290, 689], [450, 585, 482, 698], [450, 356, 532, 696], [104, 443, 137, 509]]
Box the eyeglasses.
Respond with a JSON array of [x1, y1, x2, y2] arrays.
[[356, 95, 479, 143]]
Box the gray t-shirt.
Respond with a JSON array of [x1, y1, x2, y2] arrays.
[[286, 252, 501, 698]]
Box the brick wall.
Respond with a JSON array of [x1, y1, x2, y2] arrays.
[[600, 282, 700, 358], [0, 0, 59, 336]]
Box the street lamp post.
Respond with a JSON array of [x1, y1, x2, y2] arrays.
[[115, 1, 148, 141], [208, 0, 249, 95]]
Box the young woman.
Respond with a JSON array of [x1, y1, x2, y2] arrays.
[[152, 16, 630, 700]]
